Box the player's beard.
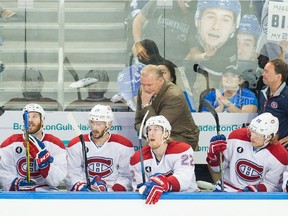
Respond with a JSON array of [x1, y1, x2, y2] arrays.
[[91, 129, 106, 140], [28, 123, 42, 135]]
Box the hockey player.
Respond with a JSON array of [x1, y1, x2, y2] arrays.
[[65, 104, 134, 192], [207, 112, 288, 192], [130, 115, 199, 205], [0, 103, 67, 191]]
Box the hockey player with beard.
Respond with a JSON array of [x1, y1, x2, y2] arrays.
[[130, 115, 199, 205], [0, 103, 67, 191], [65, 104, 134, 192], [207, 112, 288, 192]]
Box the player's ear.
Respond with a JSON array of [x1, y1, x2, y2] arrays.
[[163, 131, 169, 140]]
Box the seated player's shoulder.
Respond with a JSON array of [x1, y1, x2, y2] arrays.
[[1, 134, 23, 148], [130, 145, 152, 166], [67, 136, 82, 148], [266, 142, 288, 165], [166, 140, 191, 155], [43, 134, 65, 149], [109, 134, 133, 148], [228, 127, 250, 142]]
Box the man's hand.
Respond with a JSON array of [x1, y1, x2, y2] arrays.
[[207, 134, 227, 165], [141, 90, 154, 106], [238, 185, 264, 192], [28, 135, 53, 169], [11, 178, 38, 191], [134, 42, 149, 61], [71, 181, 90, 191], [138, 173, 170, 205], [90, 175, 108, 192]]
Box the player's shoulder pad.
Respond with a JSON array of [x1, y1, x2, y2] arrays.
[[109, 134, 133, 148], [130, 145, 152, 166], [0, 134, 23, 148], [67, 135, 84, 148], [43, 134, 66, 149], [228, 128, 250, 142], [266, 142, 288, 165], [166, 141, 191, 155]]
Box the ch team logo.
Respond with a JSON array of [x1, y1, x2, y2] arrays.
[[17, 157, 41, 178], [236, 159, 263, 181], [271, 101, 278, 109], [88, 157, 113, 178]]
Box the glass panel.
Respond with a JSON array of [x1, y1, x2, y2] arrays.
[[0, 1, 286, 113]]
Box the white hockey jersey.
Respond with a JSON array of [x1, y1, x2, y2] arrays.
[[210, 128, 288, 192], [0, 133, 67, 191], [65, 133, 134, 191], [129, 140, 199, 192]]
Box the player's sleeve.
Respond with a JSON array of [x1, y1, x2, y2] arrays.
[[112, 146, 135, 191], [0, 146, 19, 191], [168, 146, 198, 192], [129, 151, 147, 191], [282, 168, 288, 192], [258, 155, 287, 192], [65, 141, 86, 191], [40, 138, 67, 187]]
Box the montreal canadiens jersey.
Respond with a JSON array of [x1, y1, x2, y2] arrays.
[[65, 133, 134, 191], [211, 128, 288, 192], [129, 140, 200, 192], [0, 133, 67, 191]]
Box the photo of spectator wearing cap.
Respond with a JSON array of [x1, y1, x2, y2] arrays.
[[236, 14, 263, 94], [200, 67, 258, 113], [4, 68, 62, 111], [183, 0, 241, 111], [65, 69, 130, 112]]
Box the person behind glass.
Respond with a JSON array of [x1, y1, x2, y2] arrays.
[[157, 59, 177, 84], [256, 0, 288, 64], [258, 58, 288, 149], [256, 40, 288, 97], [236, 14, 263, 94], [207, 112, 288, 192], [65, 105, 134, 192], [130, 115, 199, 205], [0, 103, 67, 191], [157, 59, 196, 112], [132, 39, 165, 65], [65, 69, 129, 112], [4, 68, 63, 111], [114, 39, 166, 111], [135, 64, 200, 151], [132, 0, 196, 66], [129, 0, 150, 18], [200, 67, 258, 113], [184, 0, 241, 89]]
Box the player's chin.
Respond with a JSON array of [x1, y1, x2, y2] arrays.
[[149, 142, 160, 149]]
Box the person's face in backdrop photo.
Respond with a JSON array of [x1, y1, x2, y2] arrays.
[[198, 8, 235, 48], [237, 33, 256, 61]]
